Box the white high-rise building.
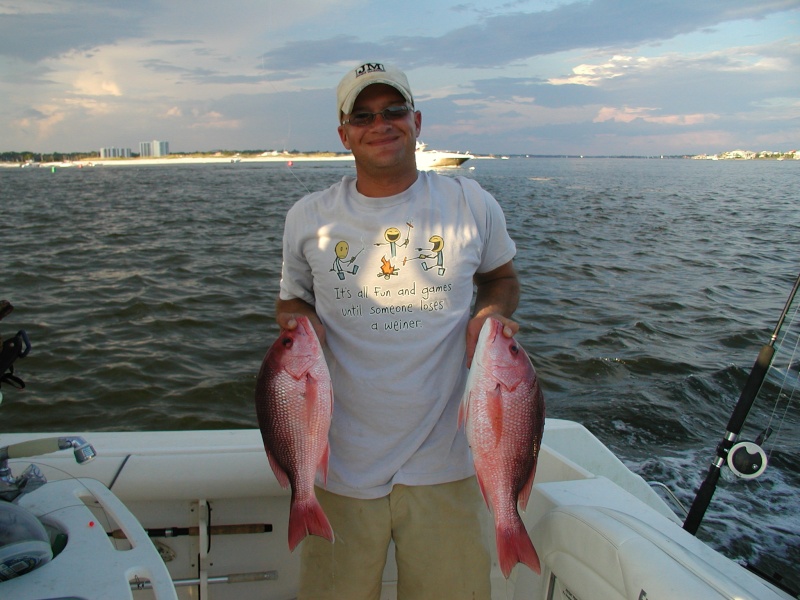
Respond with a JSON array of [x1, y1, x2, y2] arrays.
[[100, 147, 132, 158], [139, 140, 169, 157]]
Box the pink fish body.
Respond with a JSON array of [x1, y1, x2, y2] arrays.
[[459, 317, 545, 578], [255, 316, 334, 551]]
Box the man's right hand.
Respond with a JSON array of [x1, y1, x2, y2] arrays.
[[275, 298, 326, 345]]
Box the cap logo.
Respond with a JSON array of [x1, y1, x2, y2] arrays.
[[355, 63, 385, 78]]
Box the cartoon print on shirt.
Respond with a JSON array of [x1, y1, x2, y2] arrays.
[[331, 240, 361, 280], [358, 220, 446, 282], [374, 223, 412, 257], [327, 219, 454, 330], [406, 235, 446, 276], [377, 256, 400, 279]]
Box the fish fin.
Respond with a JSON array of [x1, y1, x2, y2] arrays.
[[267, 451, 291, 489], [518, 463, 537, 512], [317, 441, 330, 485], [475, 469, 491, 509], [322, 386, 333, 485], [288, 496, 335, 552], [284, 355, 316, 380], [457, 393, 469, 428], [495, 366, 524, 391], [496, 518, 541, 578], [327, 384, 334, 413], [487, 385, 505, 439], [305, 373, 318, 415]]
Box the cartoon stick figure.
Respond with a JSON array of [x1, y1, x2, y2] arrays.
[[374, 227, 409, 258], [419, 235, 445, 276], [331, 240, 360, 280]]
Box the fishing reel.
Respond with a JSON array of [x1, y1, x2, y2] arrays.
[[724, 427, 771, 480], [726, 441, 768, 480], [0, 300, 32, 405]]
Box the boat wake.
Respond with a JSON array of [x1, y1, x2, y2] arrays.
[[629, 450, 800, 592]]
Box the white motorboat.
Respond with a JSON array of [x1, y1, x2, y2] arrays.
[[2, 274, 798, 600], [415, 142, 473, 170], [0, 419, 793, 600]]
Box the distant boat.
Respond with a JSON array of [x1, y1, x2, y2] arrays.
[[415, 142, 473, 170]]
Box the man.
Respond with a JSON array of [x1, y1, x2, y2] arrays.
[[276, 61, 520, 599]]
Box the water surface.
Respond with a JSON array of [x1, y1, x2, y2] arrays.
[[2, 157, 798, 589]]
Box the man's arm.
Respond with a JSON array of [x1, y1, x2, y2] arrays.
[[466, 260, 521, 366]]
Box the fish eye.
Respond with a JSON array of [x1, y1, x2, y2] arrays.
[[510, 344, 519, 354], [282, 337, 293, 347]]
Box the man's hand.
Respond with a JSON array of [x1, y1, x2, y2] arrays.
[[275, 298, 326, 345], [467, 260, 520, 367], [466, 313, 519, 368]]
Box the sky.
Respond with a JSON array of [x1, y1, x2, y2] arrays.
[[2, 0, 799, 156]]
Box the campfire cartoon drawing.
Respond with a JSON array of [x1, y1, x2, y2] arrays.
[[377, 256, 399, 279]]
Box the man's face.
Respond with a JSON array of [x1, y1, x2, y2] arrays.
[[338, 83, 421, 172]]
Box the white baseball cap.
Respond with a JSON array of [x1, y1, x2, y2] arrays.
[[337, 62, 414, 118]]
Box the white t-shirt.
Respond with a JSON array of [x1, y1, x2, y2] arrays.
[[279, 170, 516, 499]]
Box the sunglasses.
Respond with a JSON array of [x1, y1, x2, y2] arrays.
[[341, 105, 413, 127]]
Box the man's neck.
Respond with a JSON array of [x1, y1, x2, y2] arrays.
[[355, 165, 419, 198]]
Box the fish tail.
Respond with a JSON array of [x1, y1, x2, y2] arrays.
[[288, 496, 334, 552], [496, 519, 541, 578]]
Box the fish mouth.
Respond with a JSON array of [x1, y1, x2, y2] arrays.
[[483, 317, 503, 342], [293, 315, 322, 348], [473, 317, 503, 364], [296, 317, 313, 337]]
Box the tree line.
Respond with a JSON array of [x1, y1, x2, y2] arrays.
[[0, 151, 100, 163]]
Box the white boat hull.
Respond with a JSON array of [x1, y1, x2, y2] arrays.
[[415, 142, 473, 170], [0, 420, 791, 599]]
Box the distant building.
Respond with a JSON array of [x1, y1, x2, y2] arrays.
[[100, 147, 132, 158], [139, 140, 169, 157]]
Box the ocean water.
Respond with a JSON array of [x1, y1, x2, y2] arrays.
[[2, 157, 799, 590]]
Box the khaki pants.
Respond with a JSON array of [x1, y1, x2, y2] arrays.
[[299, 476, 491, 600]]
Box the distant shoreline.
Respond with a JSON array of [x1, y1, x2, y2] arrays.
[[2, 149, 797, 169], [1, 154, 356, 169]]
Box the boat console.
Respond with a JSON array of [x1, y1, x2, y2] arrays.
[[0, 478, 177, 599]]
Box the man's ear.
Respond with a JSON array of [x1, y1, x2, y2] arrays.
[[338, 125, 351, 150]]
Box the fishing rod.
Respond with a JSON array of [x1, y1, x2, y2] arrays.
[[683, 271, 800, 535]]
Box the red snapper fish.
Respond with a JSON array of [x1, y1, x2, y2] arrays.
[[254, 316, 334, 551], [459, 317, 545, 578]]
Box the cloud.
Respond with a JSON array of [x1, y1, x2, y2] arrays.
[[11, 105, 66, 140], [549, 56, 651, 86], [259, 35, 387, 75], [139, 58, 216, 77], [260, 0, 800, 70], [1, 0, 797, 154], [593, 106, 717, 125], [406, 27, 798, 155], [189, 111, 241, 130], [72, 73, 122, 97], [0, 4, 149, 62], [148, 39, 202, 47]]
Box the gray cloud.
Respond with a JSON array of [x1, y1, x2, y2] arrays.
[[258, 35, 388, 76], [261, 0, 799, 70], [0, 7, 149, 62], [1, 0, 796, 155]]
